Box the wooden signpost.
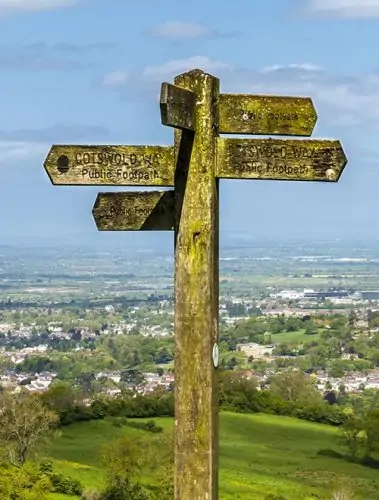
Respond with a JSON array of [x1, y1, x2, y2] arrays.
[[44, 145, 175, 186], [43, 69, 349, 500], [218, 93, 317, 135], [93, 191, 175, 231], [160, 82, 196, 131], [216, 138, 347, 181]]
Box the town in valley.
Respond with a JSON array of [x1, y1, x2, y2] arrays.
[[2, 237, 379, 399]]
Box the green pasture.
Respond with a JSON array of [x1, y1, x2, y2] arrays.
[[45, 412, 379, 499], [272, 328, 323, 344]]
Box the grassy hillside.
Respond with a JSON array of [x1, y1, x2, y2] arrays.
[[45, 412, 379, 499]]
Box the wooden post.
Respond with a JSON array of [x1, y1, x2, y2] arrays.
[[173, 69, 219, 500]]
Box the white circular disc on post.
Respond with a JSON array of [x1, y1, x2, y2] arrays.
[[212, 343, 219, 368]]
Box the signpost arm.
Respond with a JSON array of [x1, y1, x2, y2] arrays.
[[173, 69, 219, 500]]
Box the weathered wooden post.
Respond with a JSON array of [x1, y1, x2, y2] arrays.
[[43, 68, 349, 500], [171, 70, 220, 500]]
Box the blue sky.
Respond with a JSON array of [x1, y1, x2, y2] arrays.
[[1, 0, 379, 246]]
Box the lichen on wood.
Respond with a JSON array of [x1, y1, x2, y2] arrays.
[[216, 138, 347, 182], [218, 93, 317, 136], [92, 191, 175, 231], [43, 145, 175, 186], [173, 69, 219, 500]]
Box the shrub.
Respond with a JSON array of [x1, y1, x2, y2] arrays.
[[91, 399, 108, 419], [39, 461, 83, 495], [59, 405, 95, 426], [103, 479, 150, 500], [50, 472, 83, 495], [125, 419, 163, 433]]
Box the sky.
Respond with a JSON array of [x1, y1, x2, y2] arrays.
[[1, 0, 379, 247]]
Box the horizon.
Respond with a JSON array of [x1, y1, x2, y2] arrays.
[[3, 231, 379, 252]]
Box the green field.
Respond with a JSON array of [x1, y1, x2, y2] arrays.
[[271, 328, 323, 344], [44, 412, 379, 499]]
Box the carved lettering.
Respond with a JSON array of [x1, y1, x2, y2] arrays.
[[116, 169, 160, 181], [218, 95, 317, 135], [81, 169, 113, 179], [216, 138, 347, 182], [241, 111, 299, 122], [266, 164, 309, 175], [228, 144, 318, 160], [234, 162, 309, 176], [77, 150, 166, 180], [226, 143, 316, 177], [108, 205, 165, 217], [81, 168, 160, 181], [292, 146, 315, 158], [75, 151, 163, 167]]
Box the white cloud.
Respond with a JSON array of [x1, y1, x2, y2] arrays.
[[100, 56, 232, 91], [306, 0, 379, 17], [102, 70, 129, 87], [0, 141, 48, 163], [142, 56, 232, 81], [216, 63, 379, 129], [262, 63, 323, 73], [101, 56, 379, 129], [148, 21, 210, 39], [0, 0, 75, 11]]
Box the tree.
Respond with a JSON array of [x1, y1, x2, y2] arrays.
[[348, 310, 357, 328], [40, 380, 77, 416], [338, 383, 346, 396], [100, 433, 174, 500], [218, 370, 259, 412], [324, 391, 338, 405], [329, 365, 345, 378], [339, 408, 363, 459], [224, 356, 239, 370], [120, 370, 145, 388], [362, 409, 379, 458], [304, 322, 318, 335], [285, 317, 301, 332], [76, 372, 96, 395], [155, 347, 173, 364], [269, 371, 322, 405], [100, 436, 150, 499], [0, 462, 52, 499], [0, 389, 58, 467]]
